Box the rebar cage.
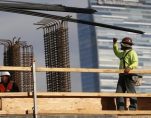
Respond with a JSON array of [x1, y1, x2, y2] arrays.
[[0, 38, 34, 92], [39, 19, 71, 92]]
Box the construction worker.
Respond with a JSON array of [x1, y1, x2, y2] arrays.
[[0, 71, 19, 92], [113, 37, 138, 110]]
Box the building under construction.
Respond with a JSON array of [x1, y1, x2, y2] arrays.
[[0, 38, 34, 92], [1, 1, 151, 118], [36, 18, 71, 92], [0, 18, 71, 92]]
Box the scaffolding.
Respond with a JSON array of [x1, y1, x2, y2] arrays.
[[0, 38, 34, 92], [0, 66, 151, 117]]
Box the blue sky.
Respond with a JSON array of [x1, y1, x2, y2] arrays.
[[0, 0, 88, 91]]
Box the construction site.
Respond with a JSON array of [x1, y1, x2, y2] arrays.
[[0, 0, 151, 118]]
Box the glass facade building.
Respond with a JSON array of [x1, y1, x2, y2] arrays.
[[77, 13, 100, 92], [78, 0, 151, 92]]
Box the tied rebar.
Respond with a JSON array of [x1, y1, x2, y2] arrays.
[[36, 19, 71, 92], [0, 38, 34, 92]]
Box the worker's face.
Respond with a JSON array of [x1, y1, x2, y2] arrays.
[[1, 75, 9, 83]]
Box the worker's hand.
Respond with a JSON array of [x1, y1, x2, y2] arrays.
[[113, 38, 118, 44], [124, 68, 131, 74]]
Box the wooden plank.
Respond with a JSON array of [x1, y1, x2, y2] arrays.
[[35, 67, 151, 74], [1, 98, 33, 115], [0, 98, 102, 115], [36, 67, 123, 73], [0, 92, 151, 98], [36, 110, 151, 115], [0, 66, 31, 71], [36, 92, 151, 98], [0, 92, 30, 97], [0, 66, 151, 74]]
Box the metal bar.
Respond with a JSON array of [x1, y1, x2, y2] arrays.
[[32, 60, 38, 118], [0, 7, 144, 34], [0, 1, 96, 14]]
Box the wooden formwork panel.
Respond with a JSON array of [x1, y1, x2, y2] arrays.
[[0, 97, 102, 115], [0, 92, 151, 115]]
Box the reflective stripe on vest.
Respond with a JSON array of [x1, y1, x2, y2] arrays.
[[0, 82, 13, 92]]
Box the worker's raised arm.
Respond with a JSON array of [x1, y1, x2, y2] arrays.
[[113, 38, 123, 59]]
